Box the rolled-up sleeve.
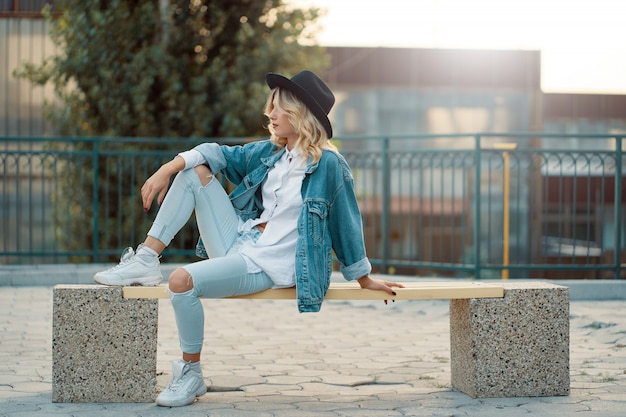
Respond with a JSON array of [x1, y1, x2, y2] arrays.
[[340, 258, 372, 281]]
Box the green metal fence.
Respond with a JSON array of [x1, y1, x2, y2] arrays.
[[1, 134, 624, 279]]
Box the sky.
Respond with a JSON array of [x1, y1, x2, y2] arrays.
[[294, 0, 626, 94]]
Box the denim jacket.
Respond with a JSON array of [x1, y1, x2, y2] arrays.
[[193, 139, 372, 313]]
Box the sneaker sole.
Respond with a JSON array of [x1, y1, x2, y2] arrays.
[[155, 385, 207, 407], [93, 275, 163, 287]]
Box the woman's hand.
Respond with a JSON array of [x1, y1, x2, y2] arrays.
[[357, 275, 405, 304], [141, 157, 185, 211]]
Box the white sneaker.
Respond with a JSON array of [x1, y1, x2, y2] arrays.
[[156, 360, 207, 407], [93, 246, 163, 286]]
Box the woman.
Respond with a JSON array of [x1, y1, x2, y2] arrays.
[[94, 70, 403, 407]]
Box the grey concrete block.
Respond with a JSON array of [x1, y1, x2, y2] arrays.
[[450, 281, 569, 398], [52, 285, 158, 402]]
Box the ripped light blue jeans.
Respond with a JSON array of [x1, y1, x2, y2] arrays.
[[147, 168, 273, 354]]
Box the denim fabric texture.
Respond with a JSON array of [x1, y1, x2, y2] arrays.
[[193, 140, 372, 312]]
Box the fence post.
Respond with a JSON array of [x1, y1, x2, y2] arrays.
[[494, 143, 518, 279], [615, 136, 623, 279], [473, 135, 482, 279], [381, 136, 390, 273], [92, 139, 99, 262]]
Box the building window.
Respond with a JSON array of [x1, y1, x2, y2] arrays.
[[0, 1, 56, 18]]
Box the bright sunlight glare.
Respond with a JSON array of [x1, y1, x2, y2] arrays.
[[293, 0, 626, 94]]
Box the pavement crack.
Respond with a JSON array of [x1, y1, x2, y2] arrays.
[[322, 381, 406, 388], [583, 321, 617, 329], [207, 385, 244, 392]]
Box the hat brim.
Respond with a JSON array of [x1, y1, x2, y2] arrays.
[[266, 73, 333, 138]]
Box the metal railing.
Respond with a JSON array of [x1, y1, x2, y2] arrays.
[[1, 134, 624, 279]]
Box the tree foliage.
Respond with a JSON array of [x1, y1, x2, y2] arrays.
[[20, 0, 328, 137], [16, 0, 329, 261]]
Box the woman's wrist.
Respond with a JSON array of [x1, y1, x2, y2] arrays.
[[163, 156, 185, 175], [357, 276, 371, 287]]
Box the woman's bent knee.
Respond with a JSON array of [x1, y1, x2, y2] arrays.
[[194, 165, 214, 187], [168, 268, 194, 293]]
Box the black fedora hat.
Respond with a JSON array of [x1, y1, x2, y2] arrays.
[[266, 70, 335, 138]]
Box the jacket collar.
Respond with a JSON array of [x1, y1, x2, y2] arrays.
[[261, 146, 320, 175]]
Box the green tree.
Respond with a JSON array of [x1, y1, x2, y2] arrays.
[[16, 0, 328, 261]]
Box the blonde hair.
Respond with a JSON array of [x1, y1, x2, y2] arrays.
[[265, 87, 338, 164]]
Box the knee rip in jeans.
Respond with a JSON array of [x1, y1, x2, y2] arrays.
[[194, 165, 214, 187], [169, 268, 195, 293]]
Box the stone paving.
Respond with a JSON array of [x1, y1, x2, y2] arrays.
[[1, 285, 626, 416]]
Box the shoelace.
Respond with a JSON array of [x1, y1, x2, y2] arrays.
[[107, 247, 135, 270], [164, 376, 185, 392]]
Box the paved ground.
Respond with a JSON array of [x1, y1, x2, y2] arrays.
[[1, 280, 626, 416]]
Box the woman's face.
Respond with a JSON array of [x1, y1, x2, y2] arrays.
[[268, 95, 297, 141]]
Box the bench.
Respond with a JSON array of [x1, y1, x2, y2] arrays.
[[51, 280, 569, 402]]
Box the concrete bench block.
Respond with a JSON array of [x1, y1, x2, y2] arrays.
[[450, 281, 569, 398], [52, 285, 158, 402]]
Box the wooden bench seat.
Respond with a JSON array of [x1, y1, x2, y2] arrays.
[[122, 281, 505, 300]]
